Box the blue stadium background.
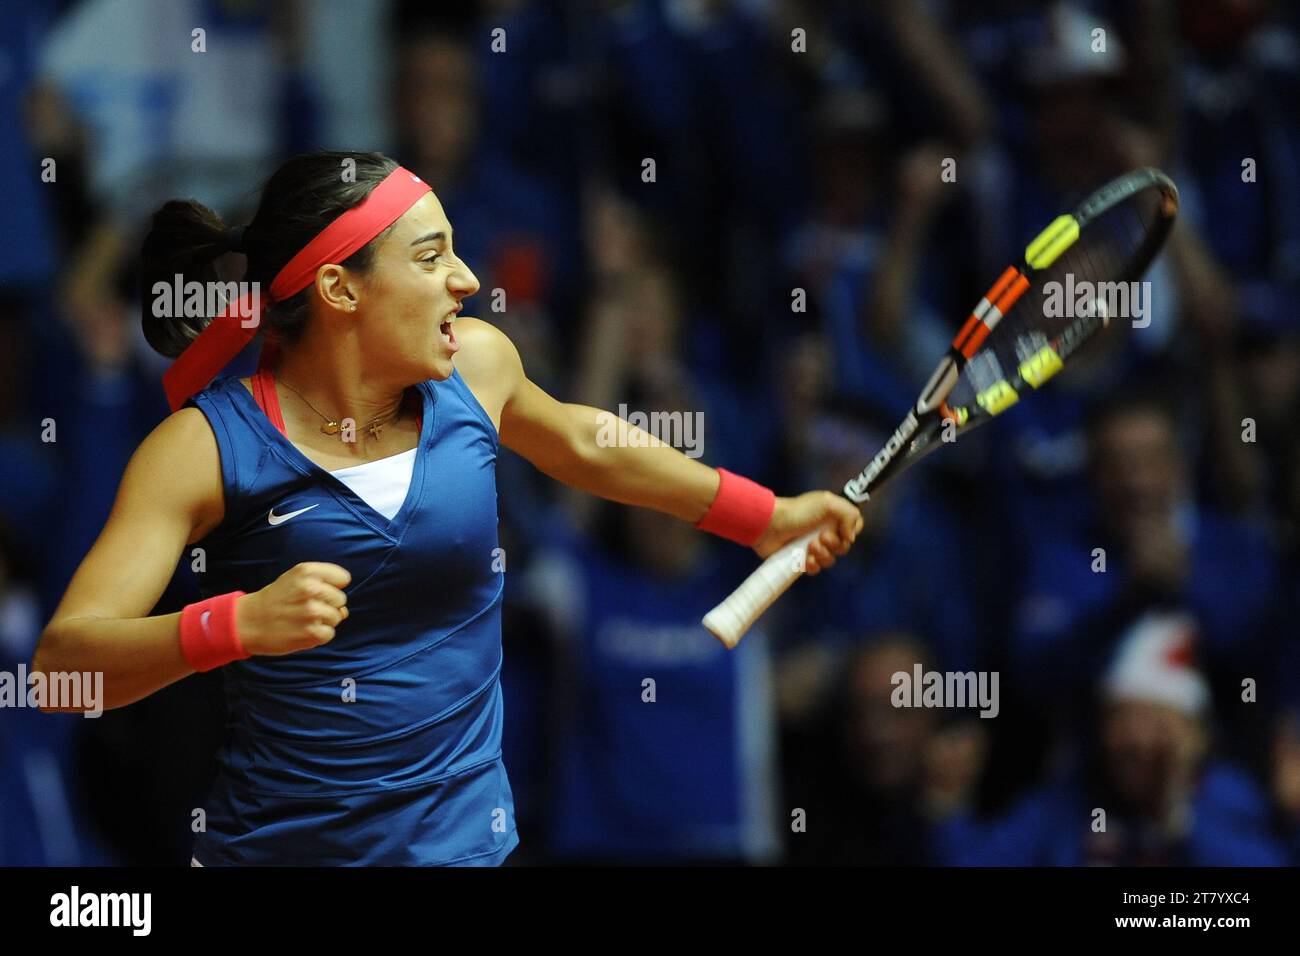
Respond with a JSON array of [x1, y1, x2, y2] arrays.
[[1, 0, 1298, 865]]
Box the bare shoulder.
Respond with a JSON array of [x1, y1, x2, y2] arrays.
[[452, 317, 524, 427], [145, 406, 220, 460], [454, 317, 522, 371], [124, 406, 225, 541]]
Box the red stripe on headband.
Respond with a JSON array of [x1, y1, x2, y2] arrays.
[[161, 166, 432, 412], [270, 169, 431, 301]]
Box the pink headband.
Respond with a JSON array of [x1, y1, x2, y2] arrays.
[[161, 166, 432, 412]]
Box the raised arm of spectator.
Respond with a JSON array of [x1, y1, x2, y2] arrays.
[[879, 0, 994, 150]]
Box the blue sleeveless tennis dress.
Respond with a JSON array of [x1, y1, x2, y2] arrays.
[[185, 368, 517, 865]]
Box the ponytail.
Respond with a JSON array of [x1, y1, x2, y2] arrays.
[[139, 200, 242, 359], [140, 150, 398, 362]]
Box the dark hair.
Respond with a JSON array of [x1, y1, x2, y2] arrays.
[[140, 151, 401, 358]]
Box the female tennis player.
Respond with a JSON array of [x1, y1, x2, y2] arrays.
[[31, 151, 862, 866]]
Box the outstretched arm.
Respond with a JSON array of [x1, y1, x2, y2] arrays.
[[454, 318, 863, 571]]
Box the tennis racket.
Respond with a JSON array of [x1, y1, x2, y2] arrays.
[[703, 166, 1179, 648]]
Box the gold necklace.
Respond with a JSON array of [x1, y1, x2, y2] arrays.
[[277, 376, 404, 442]]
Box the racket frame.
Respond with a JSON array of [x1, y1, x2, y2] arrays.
[[702, 168, 1179, 648]]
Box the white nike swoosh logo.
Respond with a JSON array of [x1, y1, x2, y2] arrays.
[[268, 504, 320, 526], [200, 610, 212, 635]]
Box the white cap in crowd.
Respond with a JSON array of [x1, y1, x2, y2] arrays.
[[1102, 611, 1210, 716]]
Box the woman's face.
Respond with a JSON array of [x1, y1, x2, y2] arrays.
[[356, 191, 480, 382]]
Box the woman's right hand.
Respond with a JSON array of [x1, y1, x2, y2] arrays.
[[751, 491, 862, 575], [236, 562, 351, 656]]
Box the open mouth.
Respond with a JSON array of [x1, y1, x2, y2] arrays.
[[440, 312, 460, 351]]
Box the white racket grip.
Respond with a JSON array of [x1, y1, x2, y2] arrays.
[[702, 530, 819, 648]]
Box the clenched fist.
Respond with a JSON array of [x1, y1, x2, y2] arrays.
[[236, 562, 351, 656]]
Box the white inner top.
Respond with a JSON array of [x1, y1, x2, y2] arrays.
[[328, 448, 418, 520]]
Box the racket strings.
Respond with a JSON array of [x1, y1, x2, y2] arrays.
[[948, 184, 1172, 411]]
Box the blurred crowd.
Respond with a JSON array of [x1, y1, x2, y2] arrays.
[[1, 0, 1298, 866]]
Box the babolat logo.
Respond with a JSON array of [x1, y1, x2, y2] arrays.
[[844, 411, 918, 502]]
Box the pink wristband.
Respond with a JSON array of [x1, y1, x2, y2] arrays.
[[694, 468, 776, 546], [179, 591, 250, 672]]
